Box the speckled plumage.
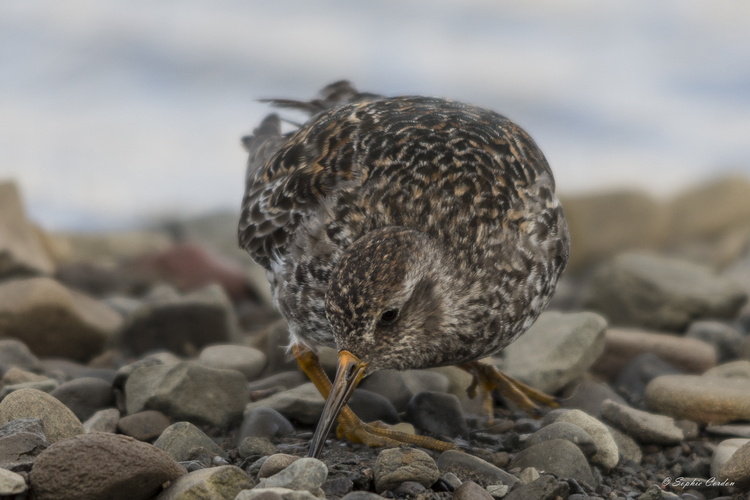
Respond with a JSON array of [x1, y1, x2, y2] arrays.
[[239, 82, 569, 373]]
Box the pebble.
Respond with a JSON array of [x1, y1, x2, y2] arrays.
[[605, 424, 643, 464], [636, 484, 663, 500], [244, 383, 324, 426], [706, 424, 750, 438], [339, 492, 384, 500], [1, 367, 48, 386], [238, 407, 294, 442], [510, 440, 596, 487], [612, 353, 682, 405], [197, 344, 267, 381], [83, 408, 120, 433], [556, 409, 619, 469], [601, 399, 684, 444], [248, 319, 299, 377], [40, 358, 91, 380], [0, 467, 27, 495], [49, 377, 114, 421], [442, 472, 462, 489], [0, 379, 59, 400], [117, 410, 171, 441], [0, 339, 40, 372], [348, 389, 400, 425], [393, 481, 426, 496], [373, 448, 439, 493], [436, 450, 519, 489], [685, 320, 744, 362], [427, 365, 486, 415], [718, 439, 750, 489], [513, 418, 540, 434], [405, 391, 468, 438], [644, 375, 750, 424], [153, 421, 227, 461], [711, 438, 749, 479], [0, 418, 49, 471], [247, 371, 306, 393], [237, 488, 317, 500], [518, 467, 540, 484], [357, 369, 415, 412], [0, 277, 123, 362], [125, 361, 249, 428], [29, 432, 187, 500], [0, 388, 84, 443], [499, 311, 607, 394], [453, 480, 493, 500], [503, 475, 570, 500], [257, 457, 328, 494], [321, 476, 354, 498], [238, 436, 276, 459], [525, 421, 598, 458], [562, 377, 627, 419], [486, 484, 509, 498], [156, 465, 252, 500], [257, 454, 301, 479], [704, 360, 750, 379]]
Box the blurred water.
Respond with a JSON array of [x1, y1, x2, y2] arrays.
[[1, 0, 749, 230]]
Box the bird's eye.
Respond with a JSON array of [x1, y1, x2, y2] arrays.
[[379, 309, 399, 325]]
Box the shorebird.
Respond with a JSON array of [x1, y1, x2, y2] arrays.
[[239, 81, 570, 458]]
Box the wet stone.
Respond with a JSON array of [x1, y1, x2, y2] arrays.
[[117, 410, 171, 441], [405, 391, 468, 438], [237, 407, 294, 442]]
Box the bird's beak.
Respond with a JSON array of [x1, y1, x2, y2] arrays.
[[307, 350, 368, 458]]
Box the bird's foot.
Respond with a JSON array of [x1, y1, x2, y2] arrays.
[[335, 408, 458, 452], [460, 361, 560, 424]]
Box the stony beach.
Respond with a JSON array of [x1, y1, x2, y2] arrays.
[[2, 178, 750, 499]]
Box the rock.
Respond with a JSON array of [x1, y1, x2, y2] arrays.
[[61, 230, 172, 267], [258, 454, 301, 479], [442, 472, 462, 489], [405, 391, 468, 438], [0, 181, 55, 277], [0, 417, 49, 470], [29, 432, 186, 500], [237, 488, 318, 500], [486, 484, 509, 499], [426, 366, 486, 416], [526, 421, 598, 458], [511, 440, 595, 487], [373, 448, 439, 493], [454, 480, 493, 500], [48, 377, 114, 422], [0, 277, 123, 361], [322, 476, 353, 498], [645, 375, 750, 424], [556, 409, 619, 469], [685, 321, 744, 362], [117, 410, 171, 441], [0, 339, 40, 371], [0, 467, 27, 495], [518, 467, 540, 484], [704, 360, 750, 379], [436, 450, 519, 488], [581, 252, 748, 331], [155, 465, 252, 500], [1, 367, 49, 386], [358, 370, 414, 412], [711, 438, 749, 479], [606, 424, 642, 464], [348, 389, 400, 425], [498, 311, 607, 394], [238, 407, 295, 442], [706, 424, 750, 438], [339, 493, 383, 500], [125, 361, 249, 428], [0, 388, 83, 443], [393, 481, 426, 496], [675, 419, 699, 440], [257, 457, 328, 493], [83, 408, 120, 433], [719, 439, 750, 489], [612, 353, 682, 406], [198, 344, 267, 381], [601, 399, 683, 444], [403, 370, 451, 395], [114, 284, 240, 357], [247, 371, 306, 393], [244, 383, 324, 426], [0, 379, 59, 400], [248, 319, 298, 377], [41, 358, 92, 381], [505, 475, 570, 500], [153, 421, 227, 461], [562, 377, 627, 419], [239, 436, 276, 459], [590, 329, 716, 381]]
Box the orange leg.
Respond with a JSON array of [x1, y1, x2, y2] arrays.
[[293, 344, 457, 452]]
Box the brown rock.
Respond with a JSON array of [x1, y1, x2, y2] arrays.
[[29, 432, 186, 500], [117, 410, 171, 441], [0, 388, 83, 443], [155, 465, 253, 500], [590, 329, 717, 380], [720, 439, 750, 490], [374, 448, 439, 493], [645, 375, 750, 424], [453, 480, 493, 500], [257, 454, 301, 479], [1, 367, 49, 386]]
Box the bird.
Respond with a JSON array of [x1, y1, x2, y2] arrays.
[[239, 81, 570, 458]]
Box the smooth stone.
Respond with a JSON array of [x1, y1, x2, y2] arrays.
[[436, 450, 519, 488], [613, 353, 682, 405], [601, 399, 684, 445], [83, 408, 121, 433], [0, 417, 49, 470], [442, 472, 462, 489], [403, 370, 451, 395], [239, 436, 276, 459], [257, 454, 301, 479], [248, 319, 299, 377], [704, 360, 750, 379], [0, 467, 27, 495], [321, 476, 354, 498], [348, 389, 400, 425], [486, 484, 509, 499], [711, 438, 749, 479], [591, 329, 716, 381], [526, 421, 598, 458], [636, 484, 663, 500], [719, 439, 750, 489], [117, 410, 171, 441], [562, 377, 627, 418], [557, 409, 619, 469], [198, 344, 267, 381], [373, 448, 439, 493], [244, 383, 324, 426], [405, 391, 468, 438], [339, 493, 382, 500], [257, 457, 327, 493], [511, 440, 595, 487], [499, 311, 607, 394], [153, 421, 227, 461], [126, 361, 249, 428], [358, 369, 414, 412], [1, 367, 48, 386], [581, 252, 748, 331], [427, 365, 485, 415], [504, 475, 570, 500], [0, 379, 59, 400], [605, 424, 643, 464], [49, 377, 114, 422], [645, 375, 750, 424], [685, 321, 744, 362], [155, 465, 252, 500], [706, 424, 750, 438], [392, 481, 426, 496], [0, 388, 83, 443], [39, 358, 90, 380], [236, 488, 317, 500], [0, 277, 123, 361], [518, 467, 540, 484], [29, 432, 186, 500], [675, 419, 699, 440], [114, 284, 240, 357], [247, 371, 306, 393], [0, 340, 40, 371], [454, 480, 493, 500], [238, 407, 294, 442]]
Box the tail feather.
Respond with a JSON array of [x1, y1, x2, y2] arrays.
[[259, 80, 381, 115], [242, 114, 287, 181]]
